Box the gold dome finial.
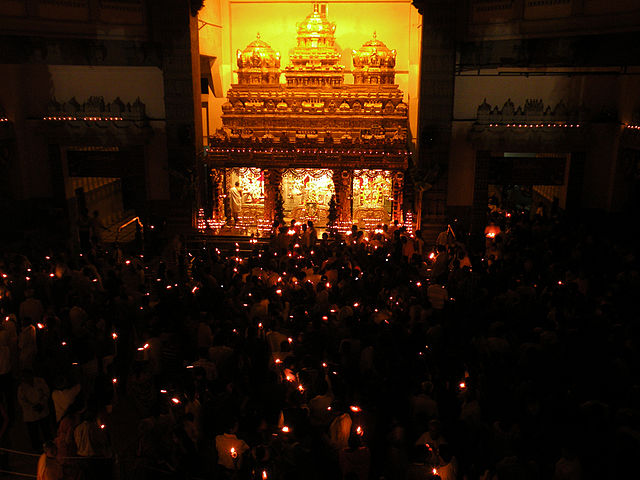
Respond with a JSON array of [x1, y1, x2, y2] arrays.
[[285, 3, 344, 87], [352, 33, 397, 85], [236, 35, 281, 85]]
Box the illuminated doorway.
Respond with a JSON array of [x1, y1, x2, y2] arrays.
[[352, 169, 393, 229], [281, 168, 335, 226], [227, 167, 265, 226]]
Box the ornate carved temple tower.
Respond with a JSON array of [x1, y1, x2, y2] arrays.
[[204, 3, 409, 233]]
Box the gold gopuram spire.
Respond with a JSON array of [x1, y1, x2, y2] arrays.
[[284, 3, 344, 87]]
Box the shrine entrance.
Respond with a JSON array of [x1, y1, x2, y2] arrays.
[[352, 169, 393, 229], [281, 168, 335, 227], [227, 167, 265, 227]]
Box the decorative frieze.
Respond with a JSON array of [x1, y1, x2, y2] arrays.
[[44, 96, 147, 124]]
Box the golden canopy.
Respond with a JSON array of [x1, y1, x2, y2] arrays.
[[352, 33, 397, 84], [236, 34, 281, 70], [236, 34, 281, 84]]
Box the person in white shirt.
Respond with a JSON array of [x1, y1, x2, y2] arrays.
[[229, 181, 243, 225], [51, 377, 82, 423], [19, 290, 44, 326], [17, 370, 52, 450], [436, 444, 458, 480], [18, 318, 37, 371], [37, 441, 62, 480]]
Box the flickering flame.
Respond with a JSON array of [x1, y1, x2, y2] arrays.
[[100, 424, 106, 429], [486, 232, 496, 238], [262, 470, 268, 480], [171, 397, 181, 404], [230, 447, 237, 458], [112, 332, 118, 340], [356, 426, 363, 436], [459, 382, 466, 389], [281, 426, 290, 433], [429, 252, 436, 260], [350, 405, 361, 413], [112, 378, 117, 384], [275, 358, 282, 364], [432, 468, 438, 475], [287, 337, 293, 344], [37, 323, 44, 329], [276, 289, 282, 295]]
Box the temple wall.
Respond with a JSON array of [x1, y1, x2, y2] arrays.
[[448, 71, 640, 213], [48, 66, 166, 119]]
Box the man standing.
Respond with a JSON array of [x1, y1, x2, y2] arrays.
[[18, 370, 52, 451], [229, 181, 242, 225]]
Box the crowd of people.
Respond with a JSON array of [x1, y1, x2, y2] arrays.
[[0, 208, 638, 480]]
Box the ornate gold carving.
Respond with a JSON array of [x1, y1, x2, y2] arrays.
[[236, 33, 281, 85], [284, 3, 344, 88], [352, 33, 397, 85]]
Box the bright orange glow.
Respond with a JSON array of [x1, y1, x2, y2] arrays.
[[350, 405, 361, 413], [230, 447, 237, 458], [459, 382, 466, 389], [171, 397, 181, 404], [356, 426, 363, 436], [36, 323, 44, 329], [262, 470, 268, 480], [281, 426, 290, 433]]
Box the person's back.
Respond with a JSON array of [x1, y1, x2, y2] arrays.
[[37, 442, 63, 480]]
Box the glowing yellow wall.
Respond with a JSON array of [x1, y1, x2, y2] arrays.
[[199, 0, 421, 151]]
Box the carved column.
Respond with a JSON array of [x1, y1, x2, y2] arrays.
[[332, 169, 352, 224], [392, 171, 405, 223], [264, 168, 283, 222], [210, 168, 224, 220]]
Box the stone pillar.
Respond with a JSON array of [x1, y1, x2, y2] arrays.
[[153, 0, 202, 205], [332, 169, 352, 224], [471, 150, 490, 250], [264, 168, 282, 222], [412, 0, 455, 229], [210, 168, 224, 220], [392, 171, 405, 223]]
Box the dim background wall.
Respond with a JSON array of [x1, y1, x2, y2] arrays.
[[448, 72, 640, 212], [198, 0, 421, 152]]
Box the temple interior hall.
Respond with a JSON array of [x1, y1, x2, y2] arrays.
[[2, 3, 640, 480], [2, 1, 640, 243]]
